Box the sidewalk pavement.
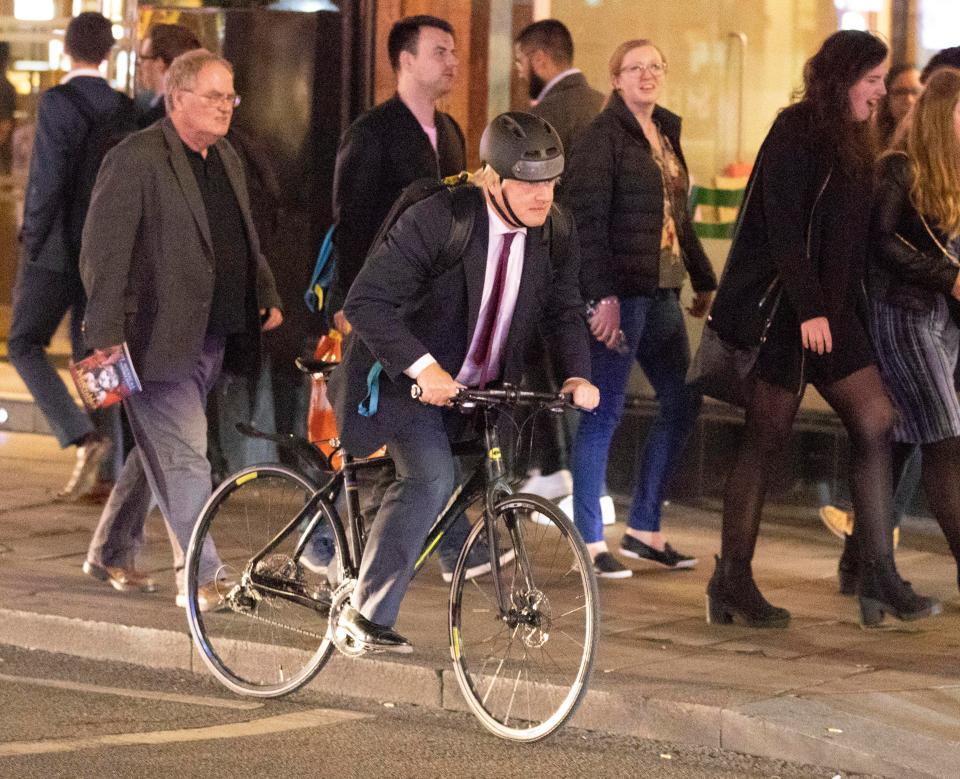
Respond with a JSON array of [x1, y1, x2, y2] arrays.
[[1, 431, 959, 778]]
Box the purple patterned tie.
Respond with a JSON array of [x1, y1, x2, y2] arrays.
[[469, 232, 516, 388]]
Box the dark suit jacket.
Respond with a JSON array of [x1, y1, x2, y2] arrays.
[[530, 71, 605, 158], [329, 94, 465, 310], [327, 186, 590, 456], [20, 76, 133, 273], [79, 119, 282, 383]]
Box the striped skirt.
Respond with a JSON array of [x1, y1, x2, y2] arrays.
[[869, 295, 960, 444]]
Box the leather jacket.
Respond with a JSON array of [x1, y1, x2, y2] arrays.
[[868, 151, 959, 311]]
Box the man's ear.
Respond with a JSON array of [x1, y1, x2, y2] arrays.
[[530, 49, 550, 76]]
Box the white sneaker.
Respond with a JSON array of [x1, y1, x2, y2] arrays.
[[519, 469, 574, 500], [551, 494, 616, 526]]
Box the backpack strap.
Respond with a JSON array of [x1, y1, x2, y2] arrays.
[[437, 180, 477, 272]]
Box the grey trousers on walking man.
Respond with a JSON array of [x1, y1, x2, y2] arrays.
[[86, 335, 225, 593]]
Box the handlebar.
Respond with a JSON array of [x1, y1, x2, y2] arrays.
[[410, 384, 571, 411]]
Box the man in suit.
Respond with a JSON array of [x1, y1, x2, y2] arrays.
[[327, 112, 599, 652], [9, 13, 133, 502], [514, 19, 605, 156], [513, 19, 606, 502], [134, 23, 201, 128], [329, 13, 464, 329], [80, 50, 283, 608]]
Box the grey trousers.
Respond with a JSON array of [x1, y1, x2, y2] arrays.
[[86, 336, 225, 591]]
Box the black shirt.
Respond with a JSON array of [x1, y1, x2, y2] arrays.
[[183, 142, 250, 336]]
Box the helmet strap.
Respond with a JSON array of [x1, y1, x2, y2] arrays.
[[490, 177, 530, 229]]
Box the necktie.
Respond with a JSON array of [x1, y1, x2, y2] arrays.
[[469, 232, 516, 388]]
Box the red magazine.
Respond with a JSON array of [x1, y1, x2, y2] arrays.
[[69, 343, 143, 411]]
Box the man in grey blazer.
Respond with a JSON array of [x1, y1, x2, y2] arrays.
[[80, 50, 282, 608]]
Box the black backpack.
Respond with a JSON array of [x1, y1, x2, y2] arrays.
[[366, 171, 572, 277], [54, 82, 135, 258]]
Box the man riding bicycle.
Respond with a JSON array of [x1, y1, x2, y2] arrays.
[[327, 111, 600, 653]]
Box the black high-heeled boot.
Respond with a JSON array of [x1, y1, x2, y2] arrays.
[[837, 534, 858, 596], [857, 554, 942, 627], [705, 555, 790, 628]]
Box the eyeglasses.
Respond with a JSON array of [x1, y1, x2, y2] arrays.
[[183, 90, 241, 108], [619, 62, 666, 78]]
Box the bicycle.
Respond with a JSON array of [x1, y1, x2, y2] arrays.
[[184, 370, 599, 742]]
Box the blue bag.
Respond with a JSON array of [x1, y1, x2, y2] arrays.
[[304, 225, 336, 313]]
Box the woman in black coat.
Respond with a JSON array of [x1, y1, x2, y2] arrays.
[[708, 30, 940, 627], [561, 39, 717, 579]]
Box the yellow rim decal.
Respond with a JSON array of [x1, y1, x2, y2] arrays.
[[236, 472, 258, 486], [451, 627, 461, 660], [488, 447, 502, 461], [415, 531, 444, 569]]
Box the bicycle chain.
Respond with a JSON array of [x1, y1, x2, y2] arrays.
[[226, 596, 330, 641]]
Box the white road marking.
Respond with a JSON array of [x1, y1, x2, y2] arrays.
[[0, 708, 367, 757], [0, 672, 262, 710]]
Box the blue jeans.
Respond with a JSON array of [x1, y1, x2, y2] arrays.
[[571, 290, 701, 544]]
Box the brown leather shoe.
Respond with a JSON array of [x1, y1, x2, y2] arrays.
[[176, 580, 231, 612], [58, 437, 112, 501], [82, 560, 158, 593]]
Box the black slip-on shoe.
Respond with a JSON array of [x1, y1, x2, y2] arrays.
[[620, 535, 697, 570]]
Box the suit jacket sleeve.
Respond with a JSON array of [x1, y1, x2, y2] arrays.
[[871, 153, 959, 294], [20, 90, 77, 258], [561, 123, 617, 301], [79, 143, 143, 349], [343, 196, 453, 381], [544, 211, 591, 381], [761, 118, 827, 323], [332, 121, 382, 303]]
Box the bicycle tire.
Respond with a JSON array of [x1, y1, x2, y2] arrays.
[[185, 463, 349, 697], [448, 492, 599, 741]]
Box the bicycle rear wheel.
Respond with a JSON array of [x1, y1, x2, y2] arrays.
[[448, 493, 599, 741], [185, 464, 348, 697]]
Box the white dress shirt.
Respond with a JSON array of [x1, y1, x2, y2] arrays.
[[534, 68, 581, 104], [405, 200, 527, 385]]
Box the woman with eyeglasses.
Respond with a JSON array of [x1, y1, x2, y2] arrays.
[[867, 66, 960, 596], [707, 30, 940, 628], [561, 39, 717, 579]]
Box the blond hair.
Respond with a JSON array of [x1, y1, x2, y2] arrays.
[[906, 67, 960, 238], [164, 48, 233, 113]]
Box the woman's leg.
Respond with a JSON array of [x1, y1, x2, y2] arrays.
[[570, 299, 643, 553], [628, 290, 701, 552], [819, 366, 940, 624], [706, 378, 798, 627], [816, 366, 896, 562], [919, 436, 960, 590], [720, 379, 800, 564]]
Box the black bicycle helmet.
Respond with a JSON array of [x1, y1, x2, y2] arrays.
[[479, 112, 564, 182]]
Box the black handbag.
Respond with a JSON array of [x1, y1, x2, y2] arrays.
[[685, 147, 785, 408]]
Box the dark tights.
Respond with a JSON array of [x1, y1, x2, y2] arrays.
[[721, 366, 896, 568], [920, 436, 960, 567]]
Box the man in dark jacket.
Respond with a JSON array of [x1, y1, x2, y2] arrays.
[[80, 50, 282, 608], [9, 13, 132, 501], [134, 23, 201, 128], [329, 14, 464, 328], [325, 14, 470, 581], [327, 112, 598, 652], [514, 19, 605, 156]]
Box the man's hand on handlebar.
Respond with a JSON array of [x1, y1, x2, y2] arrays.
[[560, 377, 600, 411], [415, 362, 465, 406]]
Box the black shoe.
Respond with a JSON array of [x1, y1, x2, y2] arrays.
[[837, 534, 859, 596], [592, 552, 632, 579], [335, 604, 413, 654], [620, 535, 697, 569], [705, 555, 790, 628], [857, 554, 942, 628]]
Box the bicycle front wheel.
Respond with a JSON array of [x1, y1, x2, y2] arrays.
[[448, 493, 599, 741], [185, 464, 348, 697]]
